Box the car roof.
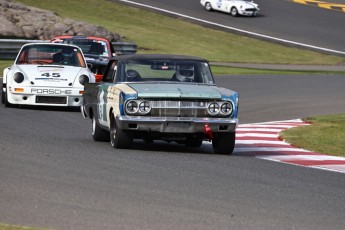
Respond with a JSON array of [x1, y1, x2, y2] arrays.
[[51, 35, 110, 42], [110, 54, 208, 62], [22, 42, 82, 49]]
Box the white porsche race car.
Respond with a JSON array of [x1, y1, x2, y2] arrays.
[[2, 43, 95, 107], [200, 0, 259, 17]]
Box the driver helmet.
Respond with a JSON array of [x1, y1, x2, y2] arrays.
[[175, 64, 194, 81]]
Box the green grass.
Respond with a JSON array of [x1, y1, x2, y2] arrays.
[[15, 0, 345, 65], [1, 59, 343, 76], [0, 60, 12, 75], [210, 65, 345, 75], [281, 114, 345, 157], [0, 223, 51, 230]]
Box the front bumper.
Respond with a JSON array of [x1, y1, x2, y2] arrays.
[[7, 86, 84, 107], [239, 8, 259, 16], [116, 116, 238, 133]]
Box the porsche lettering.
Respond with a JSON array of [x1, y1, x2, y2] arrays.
[[31, 89, 72, 95]]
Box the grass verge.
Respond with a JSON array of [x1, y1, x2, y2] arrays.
[[15, 0, 345, 65], [0, 223, 50, 230], [281, 114, 345, 157]]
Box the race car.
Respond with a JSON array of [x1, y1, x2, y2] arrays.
[[200, 0, 259, 17], [2, 43, 95, 107], [51, 35, 116, 82], [82, 54, 239, 155]]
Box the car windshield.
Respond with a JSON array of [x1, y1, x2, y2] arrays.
[[61, 39, 109, 57], [15, 44, 85, 67], [116, 59, 215, 84]]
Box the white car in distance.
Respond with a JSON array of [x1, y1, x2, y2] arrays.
[[2, 43, 95, 107], [200, 0, 260, 17]]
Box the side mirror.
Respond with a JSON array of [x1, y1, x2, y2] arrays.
[[87, 63, 93, 69]]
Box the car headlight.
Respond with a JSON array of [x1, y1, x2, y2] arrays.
[[125, 100, 139, 114], [208, 102, 220, 115], [125, 100, 151, 115], [208, 101, 233, 116], [138, 101, 151, 114], [220, 102, 233, 116], [79, 75, 89, 85], [13, 72, 24, 83]]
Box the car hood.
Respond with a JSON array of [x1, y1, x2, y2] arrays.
[[17, 65, 82, 87], [127, 83, 225, 99], [238, 1, 259, 8]]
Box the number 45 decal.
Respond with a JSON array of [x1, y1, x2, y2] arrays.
[[41, 72, 61, 78]]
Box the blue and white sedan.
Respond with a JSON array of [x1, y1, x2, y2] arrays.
[[200, 0, 259, 17]]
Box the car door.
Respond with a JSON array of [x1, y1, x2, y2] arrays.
[[97, 60, 117, 127], [219, 0, 231, 12]]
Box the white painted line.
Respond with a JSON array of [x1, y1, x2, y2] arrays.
[[236, 133, 279, 138], [237, 128, 284, 132], [118, 0, 345, 55], [235, 147, 310, 153], [239, 124, 300, 128], [235, 140, 290, 145], [257, 155, 345, 161]]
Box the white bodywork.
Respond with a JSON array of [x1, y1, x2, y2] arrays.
[[2, 43, 95, 107], [200, 0, 259, 16]]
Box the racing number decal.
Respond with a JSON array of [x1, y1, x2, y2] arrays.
[[41, 72, 61, 78], [98, 90, 108, 126]]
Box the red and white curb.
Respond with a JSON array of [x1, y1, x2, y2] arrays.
[[234, 119, 345, 173]]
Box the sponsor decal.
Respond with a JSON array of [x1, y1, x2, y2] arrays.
[[35, 72, 68, 81], [217, 0, 222, 8], [31, 88, 72, 95], [35, 78, 68, 81]]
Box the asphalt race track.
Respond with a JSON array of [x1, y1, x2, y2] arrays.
[[118, 0, 345, 54], [1, 74, 345, 230], [1, 0, 345, 229]]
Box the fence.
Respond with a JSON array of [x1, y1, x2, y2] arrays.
[[0, 39, 137, 60]]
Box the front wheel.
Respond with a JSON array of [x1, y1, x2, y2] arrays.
[[230, 7, 238, 17], [4, 91, 14, 108], [110, 113, 132, 149], [212, 132, 235, 155], [92, 116, 110, 142], [205, 2, 212, 11], [1, 90, 5, 104]]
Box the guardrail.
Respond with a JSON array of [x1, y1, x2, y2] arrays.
[[0, 39, 137, 60]]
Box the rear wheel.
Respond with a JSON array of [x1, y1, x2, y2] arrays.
[[212, 132, 235, 155], [110, 113, 132, 149], [205, 2, 212, 11], [92, 116, 110, 142]]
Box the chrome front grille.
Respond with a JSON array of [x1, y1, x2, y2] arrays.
[[150, 100, 209, 117]]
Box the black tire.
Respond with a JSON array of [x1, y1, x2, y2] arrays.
[[230, 7, 238, 17], [92, 116, 110, 142], [185, 137, 203, 148], [205, 2, 212, 11], [212, 132, 235, 155], [1, 90, 5, 104], [110, 113, 132, 149], [4, 91, 14, 108]]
